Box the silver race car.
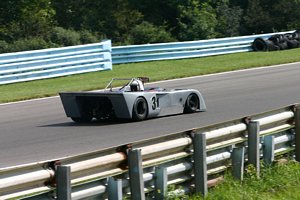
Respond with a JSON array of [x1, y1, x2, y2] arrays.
[[59, 78, 206, 122]]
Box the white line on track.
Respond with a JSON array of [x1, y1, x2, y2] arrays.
[[1, 61, 299, 106]]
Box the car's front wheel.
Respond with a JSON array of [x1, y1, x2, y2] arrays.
[[184, 93, 199, 113], [132, 97, 148, 121]]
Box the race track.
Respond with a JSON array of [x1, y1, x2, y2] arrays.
[[1, 62, 300, 168]]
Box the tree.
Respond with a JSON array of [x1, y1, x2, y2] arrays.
[[129, 0, 179, 35], [1, 0, 300, 52], [242, 0, 273, 34], [215, 0, 243, 37], [128, 21, 175, 44], [177, 0, 217, 41], [269, 0, 300, 31], [0, 0, 55, 41], [52, 0, 143, 44]]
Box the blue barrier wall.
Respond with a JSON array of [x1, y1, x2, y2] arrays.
[[111, 31, 293, 64], [0, 31, 294, 85], [0, 40, 112, 85]]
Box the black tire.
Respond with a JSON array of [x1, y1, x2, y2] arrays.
[[293, 31, 300, 41], [184, 93, 199, 113], [71, 111, 93, 123], [287, 40, 299, 49], [132, 97, 148, 121], [252, 38, 268, 51], [270, 44, 280, 51], [269, 35, 280, 44], [278, 41, 288, 50]]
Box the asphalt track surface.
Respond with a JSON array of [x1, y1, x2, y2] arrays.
[[1, 63, 300, 168]]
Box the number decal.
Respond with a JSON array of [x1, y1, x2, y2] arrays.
[[151, 96, 159, 110], [152, 96, 156, 110]]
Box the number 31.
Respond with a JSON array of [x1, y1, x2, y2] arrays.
[[151, 96, 159, 110]]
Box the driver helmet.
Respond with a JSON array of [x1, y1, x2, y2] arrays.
[[130, 79, 144, 91]]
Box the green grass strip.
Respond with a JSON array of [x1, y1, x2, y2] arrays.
[[1, 48, 300, 103], [177, 160, 300, 200]]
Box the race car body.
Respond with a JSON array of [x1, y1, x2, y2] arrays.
[[59, 78, 206, 122]]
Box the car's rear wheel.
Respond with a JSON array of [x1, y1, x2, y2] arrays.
[[184, 93, 199, 113], [132, 97, 148, 121], [71, 110, 93, 123]]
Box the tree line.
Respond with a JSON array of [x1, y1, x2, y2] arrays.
[[0, 0, 300, 53]]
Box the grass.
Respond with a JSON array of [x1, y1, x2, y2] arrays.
[[169, 159, 300, 200], [1, 48, 300, 103]]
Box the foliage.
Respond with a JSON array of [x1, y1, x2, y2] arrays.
[[128, 22, 175, 44], [4, 37, 55, 53], [0, 0, 55, 42], [187, 160, 300, 200], [242, 0, 273, 34], [50, 27, 81, 46], [0, 40, 9, 53], [1, 0, 300, 52], [215, 0, 243, 37], [177, 1, 217, 41], [79, 30, 101, 44], [167, 185, 189, 200]]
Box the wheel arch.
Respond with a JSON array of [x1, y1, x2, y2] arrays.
[[187, 90, 207, 111]]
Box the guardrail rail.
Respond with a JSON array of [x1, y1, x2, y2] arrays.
[[112, 31, 293, 64], [0, 40, 112, 85], [0, 104, 299, 199]]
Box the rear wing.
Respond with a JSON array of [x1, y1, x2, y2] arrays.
[[138, 77, 150, 84]]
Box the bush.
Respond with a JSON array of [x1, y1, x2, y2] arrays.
[[0, 40, 9, 53], [0, 27, 105, 54], [5, 37, 55, 53], [128, 21, 175, 44], [79, 30, 101, 44], [177, 2, 217, 41], [50, 27, 81, 46]]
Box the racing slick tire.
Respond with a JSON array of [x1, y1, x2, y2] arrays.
[[71, 111, 93, 123], [184, 93, 199, 113], [132, 97, 148, 121]]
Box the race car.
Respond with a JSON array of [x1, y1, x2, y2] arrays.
[[59, 78, 206, 122]]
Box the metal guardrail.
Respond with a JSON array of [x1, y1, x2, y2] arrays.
[[111, 31, 294, 64], [0, 104, 299, 199], [0, 40, 112, 85]]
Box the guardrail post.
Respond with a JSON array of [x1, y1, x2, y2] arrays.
[[247, 121, 260, 177], [128, 149, 145, 200], [263, 135, 275, 166], [295, 105, 300, 162], [56, 165, 71, 200], [154, 166, 168, 200], [193, 132, 207, 196], [232, 147, 245, 180], [108, 177, 123, 200]]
